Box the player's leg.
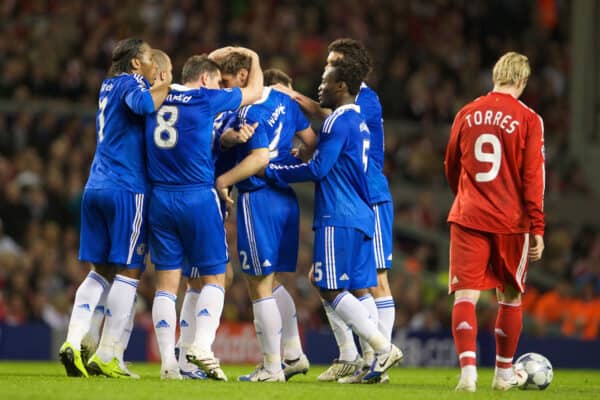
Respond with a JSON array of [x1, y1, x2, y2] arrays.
[[152, 269, 182, 379], [449, 223, 494, 391], [236, 191, 284, 382], [315, 227, 402, 383], [89, 191, 147, 378], [370, 202, 396, 353], [273, 274, 310, 380], [114, 294, 139, 378], [177, 281, 203, 378], [181, 188, 229, 380], [491, 232, 529, 390], [61, 189, 116, 377], [186, 272, 227, 381]]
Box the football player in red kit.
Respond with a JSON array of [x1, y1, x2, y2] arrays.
[[444, 52, 545, 392]]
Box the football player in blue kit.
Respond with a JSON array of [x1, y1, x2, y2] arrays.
[[264, 58, 403, 384], [213, 55, 317, 382], [144, 49, 263, 380], [60, 38, 171, 379], [274, 39, 397, 383]]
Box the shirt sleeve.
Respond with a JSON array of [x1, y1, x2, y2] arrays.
[[266, 117, 347, 184], [522, 113, 546, 235], [124, 78, 154, 115], [207, 87, 243, 116], [445, 110, 463, 195]]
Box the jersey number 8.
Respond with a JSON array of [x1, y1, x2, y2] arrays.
[[154, 105, 179, 149]]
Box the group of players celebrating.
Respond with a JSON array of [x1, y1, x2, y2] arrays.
[[58, 36, 545, 392]]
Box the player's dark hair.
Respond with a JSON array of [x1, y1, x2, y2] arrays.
[[328, 38, 372, 80], [181, 55, 220, 84], [109, 38, 146, 76], [264, 68, 292, 87], [219, 52, 252, 76], [330, 58, 362, 96]]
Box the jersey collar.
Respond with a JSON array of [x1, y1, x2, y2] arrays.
[[336, 103, 360, 113]]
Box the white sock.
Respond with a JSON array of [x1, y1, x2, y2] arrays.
[[331, 292, 389, 353], [116, 295, 136, 363], [322, 299, 358, 361], [192, 284, 225, 355], [179, 288, 200, 370], [152, 291, 178, 370], [66, 271, 109, 349], [358, 294, 378, 364], [462, 365, 478, 381], [252, 297, 282, 373], [375, 296, 395, 341], [95, 274, 138, 362], [495, 366, 513, 380], [273, 284, 303, 360], [82, 284, 109, 349]]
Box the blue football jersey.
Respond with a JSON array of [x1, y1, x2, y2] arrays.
[[266, 104, 374, 237], [145, 84, 242, 186], [86, 74, 155, 192], [233, 88, 310, 192], [213, 110, 238, 177], [356, 83, 392, 204]]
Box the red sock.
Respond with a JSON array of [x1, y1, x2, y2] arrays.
[[452, 298, 477, 367], [495, 302, 523, 368]]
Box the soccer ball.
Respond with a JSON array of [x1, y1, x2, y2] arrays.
[[514, 352, 553, 390]]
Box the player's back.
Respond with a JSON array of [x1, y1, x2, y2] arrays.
[[446, 91, 545, 234], [86, 74, 150, 193], [356, 83, 391, 204], [234, 88, 302, 192], [315, 104, 373, 236], [146, 84, 241, 186]]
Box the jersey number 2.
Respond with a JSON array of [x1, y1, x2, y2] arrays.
[[474, 133, 501, 182]]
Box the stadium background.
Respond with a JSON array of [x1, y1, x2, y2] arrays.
[[0, 0, 599, 368]]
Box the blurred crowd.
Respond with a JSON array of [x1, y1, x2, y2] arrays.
[[1, 0, 599, 341]]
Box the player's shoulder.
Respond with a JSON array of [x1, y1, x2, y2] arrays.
[[516, 98, 543, 124], [238, 87, 272, 121], [356, 83, 382, 110], [322, 103, 361, 134]]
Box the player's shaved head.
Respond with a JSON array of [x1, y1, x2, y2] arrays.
[[264, 69, 292, 87], [152, 49, 171, 72], [181, 55, 220, 85]]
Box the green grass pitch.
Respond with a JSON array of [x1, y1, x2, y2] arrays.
[[1, 362, 599, 400]]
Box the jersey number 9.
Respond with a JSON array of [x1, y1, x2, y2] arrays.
[[474, 133, 501, 182]]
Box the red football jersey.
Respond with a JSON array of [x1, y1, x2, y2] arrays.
[[445, 91, 545, 235]]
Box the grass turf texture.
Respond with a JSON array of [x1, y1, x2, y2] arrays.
[[1, 362, 599, 400]]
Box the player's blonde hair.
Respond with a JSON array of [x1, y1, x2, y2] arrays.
[[152, 49, 171, 72], [492, 52, 530, 87]]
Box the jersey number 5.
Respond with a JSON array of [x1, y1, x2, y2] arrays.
[[154, 105, 179, 149], [474, 133, 501, 182]]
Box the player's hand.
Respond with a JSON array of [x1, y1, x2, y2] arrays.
[[528, 234, 544, 261], [271, 83, 298, 99], [237, 122, 258, 143], [291, 147, 300, 158], [215, 178, 234, 207]]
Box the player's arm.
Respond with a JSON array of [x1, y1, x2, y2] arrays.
[[444, 112, 463, 194], [124, 74, 171, 115], [272, 84, 331, 120], [209, 46, 264, 106], [265, 123, 345, 184], [293, 127, 318, 161], [215, 147, 269, 204], [220, 122, 258, 149], [523, 114, 546, 260]]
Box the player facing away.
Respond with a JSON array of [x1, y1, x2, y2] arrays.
[[445, 52, 545, 392], [273, 39, 396, 383], [265, 59, 403, 384], [145, 49, 263, 380], [60, 38, 170, 378], [214, 61, 317, 382]]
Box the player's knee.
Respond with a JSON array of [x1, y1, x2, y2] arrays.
[[92, 264, 117, 282]]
